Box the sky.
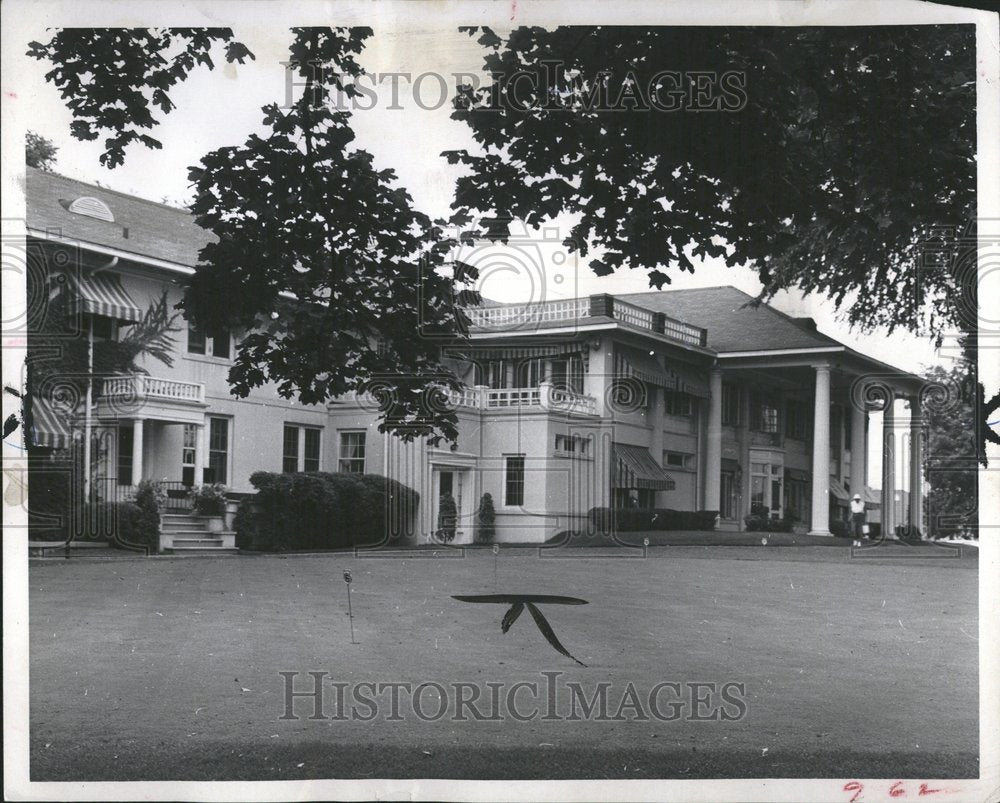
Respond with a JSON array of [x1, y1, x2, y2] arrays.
[[16, 23, 958, 383]]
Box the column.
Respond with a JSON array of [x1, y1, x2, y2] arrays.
[[850, 398, 867, 502], [703, 368, 723, 518], [196, 422, 207, 486], [808, 364, 832, 535], [881, 394, 896, 539], [908, 395, 924, 536], [132, 418, 144, 487]]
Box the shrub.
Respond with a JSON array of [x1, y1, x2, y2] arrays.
[[436, 492, 457, 543], [236, 471, 419, 551], [476, 492, 496, 543], [108, 479, 162, 549], [588, 507, 719, 533], [190, 483, 228, 515], [829, 519, 849, 538], [743, 514, 795, 533]]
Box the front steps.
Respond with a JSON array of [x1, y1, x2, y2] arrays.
[[159, 512, 237, 555]]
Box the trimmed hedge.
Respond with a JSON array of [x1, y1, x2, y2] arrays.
[[235, 471, 419, 551], [589, 507, 719, 533], [744, 514, 796, 533]]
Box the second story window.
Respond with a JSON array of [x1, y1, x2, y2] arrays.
[[188, 323, 231, 358], [338, 431, 366, 474], [785, 400, 810, 440], [663, 390, 693, 417], [751, 393, 780, 434], [550, 356, 584, 394], [721, 383, 741, 426]]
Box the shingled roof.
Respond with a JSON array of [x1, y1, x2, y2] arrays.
[[618, 286, 844, 353], [25, 166, 213, 268]]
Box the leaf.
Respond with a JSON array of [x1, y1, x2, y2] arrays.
[[525, 602, 587, 667], [500, 602, 524, 633]]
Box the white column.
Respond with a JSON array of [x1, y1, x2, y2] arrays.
[[908, 395, 924, 535], [881, 395, 897, 539], [808, 364, 832, 535], [132, 418, 144, 487], [850, 399, 867, 500], [704, 368, 723, 520], [195, 422, 207, 486]]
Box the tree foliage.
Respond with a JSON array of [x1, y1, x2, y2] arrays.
[[446, 26, 976, 342], [26, 131, 58, 170]]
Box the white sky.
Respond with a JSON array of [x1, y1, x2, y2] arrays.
[[16, 24, 958, 377]]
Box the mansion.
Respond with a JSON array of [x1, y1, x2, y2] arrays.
[[25, 167, 926, 543]]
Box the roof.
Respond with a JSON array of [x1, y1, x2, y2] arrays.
[[617, 286, 844, 353], [25, 167, 213, 268]]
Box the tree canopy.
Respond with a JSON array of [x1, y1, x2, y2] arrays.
[[446, 26, 977, 342], [26, 131, 58, 170]]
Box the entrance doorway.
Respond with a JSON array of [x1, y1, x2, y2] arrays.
[[433, 467, 470, 540]]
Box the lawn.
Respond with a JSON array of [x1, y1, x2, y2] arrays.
[[28, 545, 979, 780]]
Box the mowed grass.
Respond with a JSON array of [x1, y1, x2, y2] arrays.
[[29, 545, 979, 780]]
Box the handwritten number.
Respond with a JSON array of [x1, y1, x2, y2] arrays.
[[889, 781, 906, 797], [844, 781, 864, 803]]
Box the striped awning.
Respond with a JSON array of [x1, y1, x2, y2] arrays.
[[613, 443, 675, 491], [863, 487, 881, 506], [30, 396, 72, 450], [615, 348, 675, 389], [449, 343, 583, 361], [66, 273, 141, 322], [829, 478, 851, 502], [666, 362, 710, 398]]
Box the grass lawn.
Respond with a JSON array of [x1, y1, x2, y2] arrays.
[[28, 545, 979, 780]]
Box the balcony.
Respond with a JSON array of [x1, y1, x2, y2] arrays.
[[97, 375, 207, 424], [353, 383, 598, 417], [463, 293, 708, 348]]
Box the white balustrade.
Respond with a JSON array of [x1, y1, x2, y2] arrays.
[[100, 375, 205, 404]]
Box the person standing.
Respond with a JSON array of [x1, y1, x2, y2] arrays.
[[850, 493, 867, 546]]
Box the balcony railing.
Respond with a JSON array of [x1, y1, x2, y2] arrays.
[[354, 383, 599, 416], [100, 375, 206, 404], [463, 293, 707, 347]]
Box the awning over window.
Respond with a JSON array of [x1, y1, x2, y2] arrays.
[[666, 362, 710, 398], [615, 348, 675, 388], [829, 479, 851, 502], [785, 467, 810, 483], [613, 443, 675, 491], [863, 487, 881, 506], [447, 342, 583, 361], [66, 273, 141, 322], [30, 396, 72, 450]]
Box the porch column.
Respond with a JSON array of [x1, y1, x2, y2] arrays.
[[196, 422, 207, 485], [908, 395, 924, 534], [850, 398, 867, 500], [132, 418, 144, 487], [704, 368, 723, 516], [808, 364, 832, 536], [881, 393, 897, 539]]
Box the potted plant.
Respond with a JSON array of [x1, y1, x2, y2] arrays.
[[190, 483, 228, 532], [436, 492, 457, 543], [476, 492, 496, 544]]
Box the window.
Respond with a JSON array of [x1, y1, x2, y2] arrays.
[[208, 417, 229, 484], [721, 383, 741, 426], [339, 431, 366, 474], [785, 474, 809, 523], [750, 458, 783, 518], [720, 469, 738, 519], [284, 425, 322, 473], [188, 323, 231, 358], [664, 451, 691, 468], [751, 393, 779, 433], [117, 424, 133, 486], [614, 488, 654, 509], [785, 400, 810, 440], [516, 357, 544, 388], [555, 433, 589, 456], [504, 455, 525, 506], [282, 426, 299, 473], [91, 316, 116, 340], [844, 407, 853, 446], [663, 391, 692, 417], [182, 424, 197, 486], [474, 359, 509, 389], [550, 356, 584, 394]]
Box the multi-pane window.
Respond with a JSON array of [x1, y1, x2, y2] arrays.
[[504, 454, 525, 506], [117, 424, 134, 486], [751, 393, 779, 433], [188, 323, 231, 358], [555, 433, 589, 456], [550, 356, 584, 394], [208, 416, 229, 485], [663, 451, 692, 468], [785, 400, 810, 440], [720, 469, 738, 519], [721, 383, 741, 426], [338, 431, 366, 474], [663, 391, 692, 417], [474, 359, 509, 389], [283, 425, 323, 473], [516, 357, 544, 388]]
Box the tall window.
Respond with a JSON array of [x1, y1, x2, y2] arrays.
[[474, 359, 509, 389], [339, 431, 366, 474], [720, 468, 738, 519], [516, 357, 544, 388], [663, 390, 692, 417], [785, 400, 810, 440], [550, 356, 584, 394], [284, 424, 322, 473], [117, 424, 134, 486], [188, 323, 231, 358], [208, 417, 229, 484], [182, 424, 197, 486], [721, 383, 741, 426], [504, 454, 525, 506], [751, 393, 779, 433]]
